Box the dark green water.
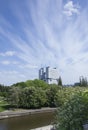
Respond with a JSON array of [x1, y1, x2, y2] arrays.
[[0, 112, 55, 130]]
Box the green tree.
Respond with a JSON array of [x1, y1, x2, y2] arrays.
[[33, 79, 48, 89], [57, 76, 62, 86], [7, 87, 21, 108], [19, 86, 47, 109], [46, 85, 58, 107], [56, 91, 88, 130], [0, 84, 10, 97], [79, 76, 88, 87], [11, 82, 26, 88]]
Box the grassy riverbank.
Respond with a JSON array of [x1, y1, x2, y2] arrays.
[[0, 97, 10, 112], [0, 107, 56, 120]]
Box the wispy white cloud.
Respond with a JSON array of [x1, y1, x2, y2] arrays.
[[0, 70, 27, 85], [0, 51, 16, 56], [19, 64, 38, 69], [1, 60, 19, 65], [63, 1, 80, 17], [0, 0, 88, 85], [1, 60, 10, 65]]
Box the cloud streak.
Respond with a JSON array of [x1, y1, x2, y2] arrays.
[[0, 0, 88, 85], [0, 51, 16, 56]]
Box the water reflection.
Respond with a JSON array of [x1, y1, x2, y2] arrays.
[[0, 123, 7, 130], [0, 112, 55, 130]]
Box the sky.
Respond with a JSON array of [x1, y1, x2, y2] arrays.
[[0, 0, 88, 85]]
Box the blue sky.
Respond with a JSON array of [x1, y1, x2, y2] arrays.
[[0, 0, 88, 85]]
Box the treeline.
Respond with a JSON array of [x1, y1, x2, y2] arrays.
[[0, 84, 10, 97], [74, 76, 88, 87], [0, 78, 88, 110], [2, 79, 86, 109], [7, 80, 61, 108], [1, 79, 88, 129]]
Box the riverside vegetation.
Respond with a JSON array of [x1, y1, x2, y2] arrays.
[[0, 78, 88, 130]]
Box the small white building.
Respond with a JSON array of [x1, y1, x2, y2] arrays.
[[39, 66, 59, 84]]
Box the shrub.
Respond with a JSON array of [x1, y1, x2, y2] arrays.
[[56, 91, 88, 130]]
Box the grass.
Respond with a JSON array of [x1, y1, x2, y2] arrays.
[[0, 96, 10, 112]]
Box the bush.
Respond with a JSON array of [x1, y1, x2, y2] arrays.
[[46, 85, 59, 107], [19, 87, 47, 109], [56, 91, 88, 130]]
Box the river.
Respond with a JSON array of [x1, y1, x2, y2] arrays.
[[0, 111, 55, 130]]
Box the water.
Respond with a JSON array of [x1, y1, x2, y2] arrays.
[[0, 112, 55, 130]]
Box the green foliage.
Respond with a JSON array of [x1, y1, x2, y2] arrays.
[[7, 83, 62, 109], [2, 78, 88, 115], [46, 85, 59, 107], [0, 96, 9, 112], [12, 82, 26, 88], [55, 87, 85, 107], [56, 91, 88, 130], [30, 79, 48, 89], [6, 80, 88, 110], [7, 87, 21, 108], [19, 87, 47, 108], [12, 79, 48, 89], [0, 84, 10, 97], [57, 76, 62, 86], [25, 80, 34, 87], [79, 76, 88, 87]]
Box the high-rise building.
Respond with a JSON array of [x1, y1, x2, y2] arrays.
[[39, 66, 59, 84]]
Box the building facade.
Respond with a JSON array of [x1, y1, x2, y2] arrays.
[[39, 66, 59, 84]]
